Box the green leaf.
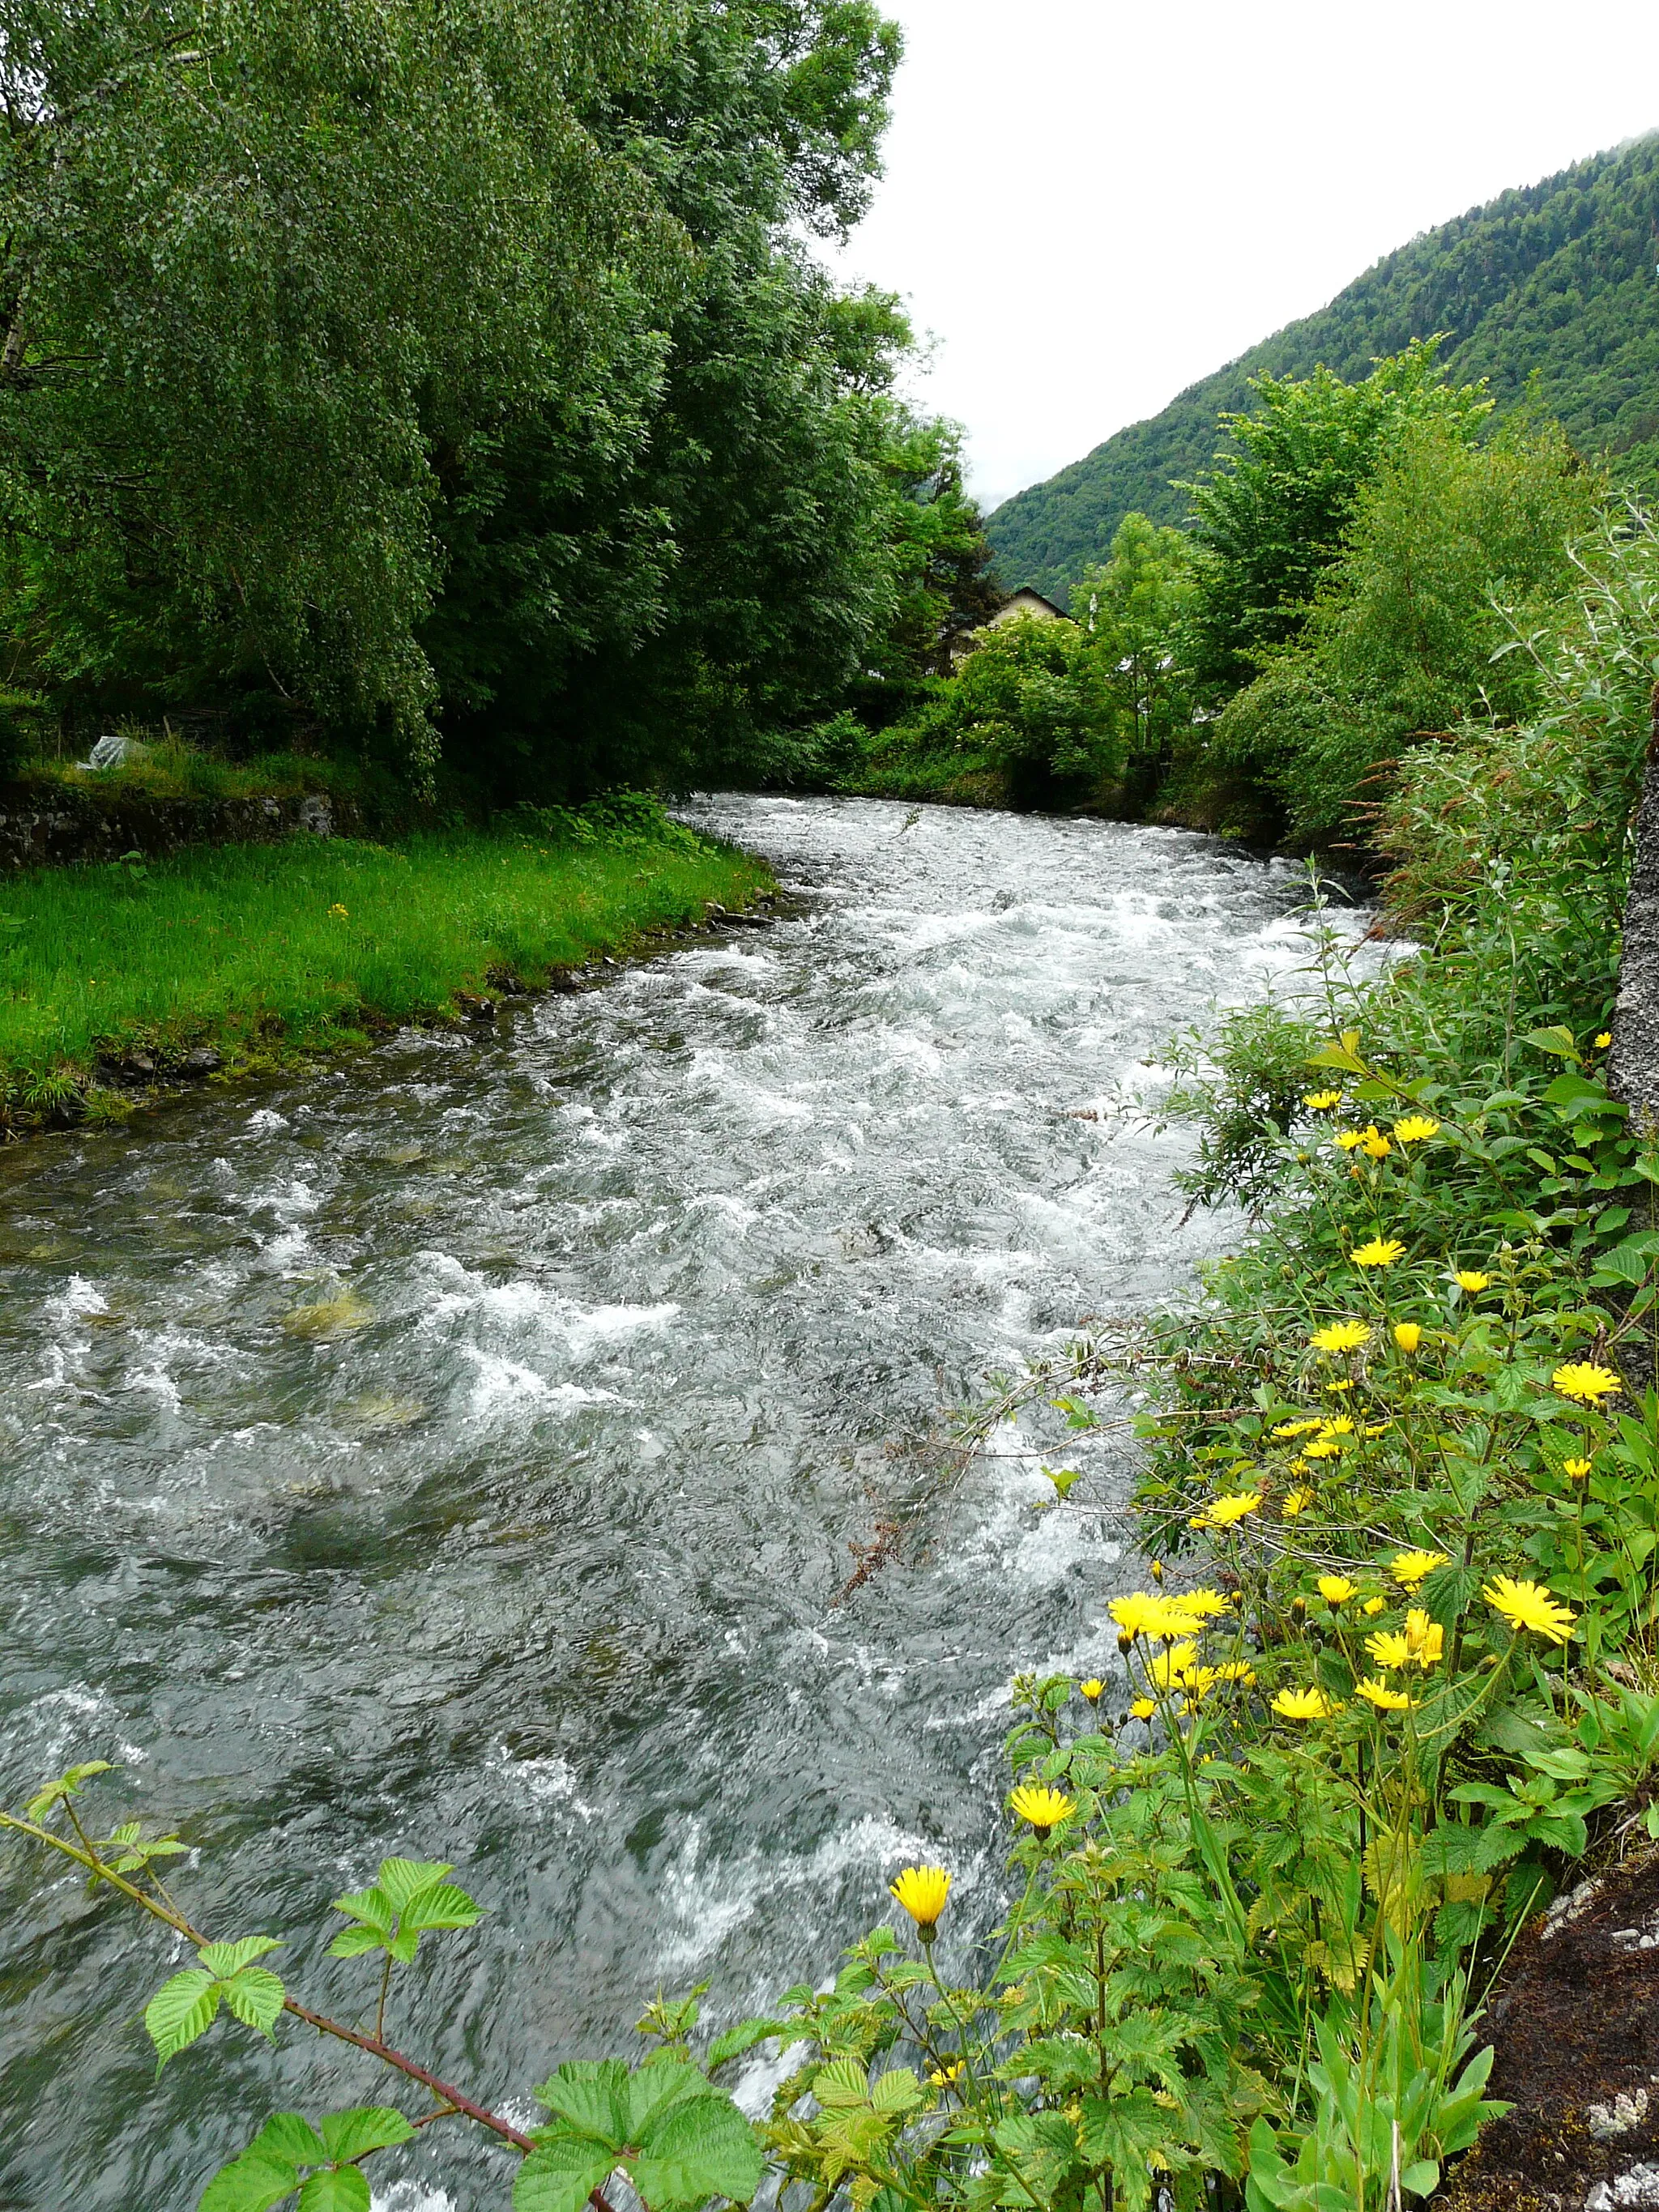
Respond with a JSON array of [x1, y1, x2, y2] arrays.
[[199, 2150, 303, 2212], [532, 2058, 629, 2146], [318, 2109, 416, 2163], [1525, 1026, 1582, 1063], [221, 1967, 286, 2036], [25, 1761, 113, 1822], [330, 1886, 394, 1939], [399, 1880, 481, 1933], [199, 1936, 284, 1979], [244, 2116, 329, 2167], [629, 2091, 764, 2209], [870, 2069, 923, 2114], [1418, 1560, 1478, 1631], [295, 2173, 371, 2212], [811, 2056, 872, 2108], [626, 2058, 710, 2141], [146, 1968, 220, 2067], [705, 2017, 786, 2072], [374, 1857, 454, 1911], [1401, 2157, 1440, 2198], [326, 1926, 385, 1960], [514, 2138, 621, 2212]]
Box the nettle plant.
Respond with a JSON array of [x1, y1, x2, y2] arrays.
[[0, 1769, 761, 2212]]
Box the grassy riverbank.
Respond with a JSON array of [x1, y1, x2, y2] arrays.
[[0, 803, 770, 1132]]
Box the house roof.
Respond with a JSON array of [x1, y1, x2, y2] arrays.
[[1000, 586, 1071, 620]]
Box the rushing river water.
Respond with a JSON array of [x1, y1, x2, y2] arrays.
[[0, 796, 1361, 2210]]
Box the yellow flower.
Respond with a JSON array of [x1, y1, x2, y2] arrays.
[[1325, 1377, 1354, 1393], [1317, 1575, 1358, 1608], [1355, 1676, 1413, 1711], [1403, 1610, 1444, 1669], [1108, 1592, 1166, 1643], [1302, 1439, 1341, 1460], [889, 1865, 951, 1933], [1304, 1090, 1344, 1111], [1319, 1416, 1355, 1438], [1272, 1686, 1340, 1720], [1189, 1491, 1262, 1530], [1453, 1269, 1491, 1294], [1335, 1129, 1368, 1152], [1174, 1588, 1231, 1618], [1393, 1322, 1422, 1353], [1365, 1629, 1411, 1670], [1145, 1643, 1199, 1691], [1482, 1575, 1577, 1645], [1391, 1549, 1448, 1590], [1311, 1319, 1371, 1353], [1273, 1418, 1323, 1438], [1393, 1116, 1439, 1144], [1595, 1032, 1613, 1050], [328, 902, 349, 919], [928, 2061, 964, 2087], [1009, 1785, 1076, 1838], [1284, 1485, 1315, 1516], [1552, 1362, 1622, 1407], [1563, 1457, 1592, 1482], [1363, 1596, 1387, 1617], [1212, 1660, 1257, 1686], [1130, 1697, 1156, 1720], [1351, 1238, 1405, 1268], [1359, 1125, 1392, 1160], [1079, 1678, 1104, 1701]]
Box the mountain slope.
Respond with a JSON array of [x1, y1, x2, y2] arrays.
[[987, 134, 1659, 602]]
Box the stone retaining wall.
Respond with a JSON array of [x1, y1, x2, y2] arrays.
[[1610, 684, 1659, 1132], [0, 783, 343, 872]]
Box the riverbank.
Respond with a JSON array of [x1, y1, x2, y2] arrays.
[[0, 805, 772, 1136]]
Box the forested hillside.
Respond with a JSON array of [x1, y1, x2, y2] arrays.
[[987, 131, 1659, 599]]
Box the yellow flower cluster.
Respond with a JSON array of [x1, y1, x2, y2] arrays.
[[1311, 1319, 1370, 1353], [1188, 1490, 1262, 1531]]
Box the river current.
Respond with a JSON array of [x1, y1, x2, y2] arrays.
[[0, 796, 1360, 2210]]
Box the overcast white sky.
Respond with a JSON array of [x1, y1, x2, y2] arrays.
[[824, 1, 1659, 511]]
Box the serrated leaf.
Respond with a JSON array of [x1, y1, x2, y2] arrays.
[[326, 1926, 385, 1960], [244, 2116, 330, 2167], [199, 1936, 283, 1979], [295, 2172, 370, 2212], [812, 2056, 872, 2108], [317, 2108, 416, 2163], [221, 1967, 286, 2036], [628, 2091, 763, 2209], [388, 1928, 421, 1964], [198, 2150, 302, 2212], [146, 1968, 220, 2066], [705, 2017, 786, 2071], [870, 2069, 922, 2114], [514, 2137, 621, 2212], [627, 2058, 710, 2142], [330, 1886, 394, 1938], [25, 1761, 113, 1822], [531, 2058, 629, 2145], [1418, 1560, 1478, 1630], [399, 1880, 481, 1933], [374, 1858, 454, 1912]]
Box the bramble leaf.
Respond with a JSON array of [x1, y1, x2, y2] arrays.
[[146, 1968, 220, 2066], [25, 1761, 113, 1822], [514, 2136, 621, 2212], [243, 2116, 330, 2166], [295, 2172, 370, 2212], [325, 1926, 384, 1960], [199, 1937, 283, 1979], [317, 2108, 416, 2163], [330, 1886, 394, 1940], [198, 2150, 301, 2212], [629, 2090, 764, 2209], [532, 2057, 629, 2144], [220, 1967, 286, 2036], [626, 2056, 710, 2139], [399, 1880, 481, 1934], [374, 1857, 454, 1910], [705, 2017, 786, 2071]]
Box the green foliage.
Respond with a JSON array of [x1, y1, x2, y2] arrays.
[[519, 2056, 763, 2212], [1070, 511, 1195, 792], [146, 1938, 286, 2067], [0, 803, 771, 1118], [327, 1859, 482, 1965], [987, 132, 1659, 602], [1183, 340, 1491, 697]]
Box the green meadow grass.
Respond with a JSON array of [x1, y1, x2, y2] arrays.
[[0, 824, 770, 1104]]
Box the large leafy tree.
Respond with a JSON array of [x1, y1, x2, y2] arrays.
[[0, 0, 689, 764], [1070, 511, 1194, 782], [1183, 339, 1491, 697]]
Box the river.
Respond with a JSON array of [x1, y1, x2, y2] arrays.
[[0, 795, 1360, 2209]]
